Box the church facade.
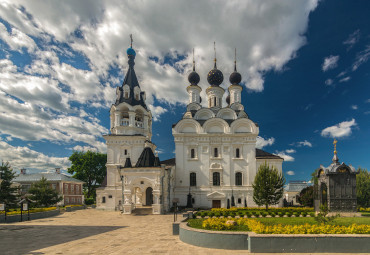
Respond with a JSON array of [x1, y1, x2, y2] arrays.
[[96, 44, 283, 214]]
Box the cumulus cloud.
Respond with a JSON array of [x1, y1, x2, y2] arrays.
[[0, 140, 70, 172], [286, 171, 295, 175], [286, 149, 296, 153], [351, 105, 358, 110], [321, 119, 357, 138], [322, 55, 339, 72], [256, 136, 275, 149], [291, 140, 312, 147], [275, 151, 295, 162], [0, 22, 37, 53]]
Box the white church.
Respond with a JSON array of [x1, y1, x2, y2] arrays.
[[96, 44, 283, 214]]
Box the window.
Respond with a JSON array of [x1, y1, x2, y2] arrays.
[[124, 149, 127, 155], [235, 172, 242, 186], [214, 148, 218, 158], [235, 148, 240, 158], [135, 94, 139, 100], [109, 195, 113, 198], [190, 149, 195, 159], [64, 184, 68, 194], [102, 197, 106, 203], [65, 197, 69, 204], [52, 183, 56, 190], [213, 97, 217, 107], [190, 172, 196, 186], [124, 92, 128, 98], [238, 198, 242, 204], [71, 184, 74, 194], [213, 172, 220, 186], [76, 185, 80, 194]]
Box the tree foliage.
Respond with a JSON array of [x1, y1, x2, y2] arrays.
[[68, 151, 106, 199], [28, 177, 62, 207], [297, 186, 314, 207], [356, 168, 370, 208], [0, 162, 19, 208], [252, 163, 286, 210]]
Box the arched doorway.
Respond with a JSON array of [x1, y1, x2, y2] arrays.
[[320, 183, 328, 207], [145, 187, 153, 205]]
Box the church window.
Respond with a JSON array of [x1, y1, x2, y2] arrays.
[[235, 172, 242, 186], [238, 198, 242, 204], [124, 92, 128, 98], [124, 149, 127, 155], [235, 148, 240, 158], [135, 94, 139, 100], [109, 195, 113, 198], [214, 148, 219, 158], [213, 172, 220, 186], [190, 172, 196, 186], [213, 97, 217, 107], [218, 98, 222, 107], [190, 149, 195, 159], [102, 197, 106, 203], [192, 198, 195, 204]]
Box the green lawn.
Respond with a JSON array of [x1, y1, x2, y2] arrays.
[[188, 216, 370, 230]]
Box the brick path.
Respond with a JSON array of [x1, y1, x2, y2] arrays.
[[0, 209, 367, 255]]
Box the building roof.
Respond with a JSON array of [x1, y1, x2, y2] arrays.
[[135, 147, 161, 168], [256, 148, 283, 160], [14, 172, 84, 183], [160, 158, 176, 166]]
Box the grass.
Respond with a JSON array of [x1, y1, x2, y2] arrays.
[[188, 216, 370, 231]]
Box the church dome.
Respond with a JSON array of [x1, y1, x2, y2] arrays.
[[188, 71, 200, 85], [229, 71, 242, 85], [127, 47, 136, 56], [207, 67, 223, 86]]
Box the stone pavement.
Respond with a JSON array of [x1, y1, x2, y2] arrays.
[[0, 209, 368, 255]]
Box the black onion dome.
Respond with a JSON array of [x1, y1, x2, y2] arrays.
[[207, 66, 224, 86], [229, 71, 242, 85], [226, 94, 230, 105], [188, 71, 200, 85]]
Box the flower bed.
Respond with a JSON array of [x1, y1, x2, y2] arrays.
[[200, 217, 370, 234], [0, 207, 57, 215]]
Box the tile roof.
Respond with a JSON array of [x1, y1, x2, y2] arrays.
[[14, 172, 84, 183]]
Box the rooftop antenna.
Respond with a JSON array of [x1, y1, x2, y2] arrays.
[[214, 41, 217, 68], [130, 34, 133, 48]]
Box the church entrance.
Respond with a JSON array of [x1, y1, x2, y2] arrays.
[[212, 200, 221, 208], [320, 183, 328, 206], [145, 187, 153, 205]]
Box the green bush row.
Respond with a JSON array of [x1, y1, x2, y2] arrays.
[[195, 210, 315, 218]]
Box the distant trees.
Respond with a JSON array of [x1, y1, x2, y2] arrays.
[[297, 186, 314, 207], [68, 151, 106, 199], [356, 168, 370, 208], [28, 177, 62, 207], [253, 163, 286, 210], [0, 162, 19, 208]]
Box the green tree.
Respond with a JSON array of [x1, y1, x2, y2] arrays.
[[297, 186, 314, 207], [356, 168, 370, 208], [28, 177, 62, 207], [252, 163, 286, 210], [0, 162, 19, 208], [68, 151, 106, 199]]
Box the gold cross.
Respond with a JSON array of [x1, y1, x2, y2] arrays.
[[333, 139, 337, 154]]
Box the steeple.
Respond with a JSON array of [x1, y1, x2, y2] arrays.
[[332, 139, 339, 164], [115, 34, 147, 109], [228, 48, 243, 105]]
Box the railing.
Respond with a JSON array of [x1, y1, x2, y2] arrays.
[[121, 118, 129, 126]]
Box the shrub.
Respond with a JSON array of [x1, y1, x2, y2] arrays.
[[270, 212, 276, 217], [84, 197, 95, 205], [208, 211, 215, 218], [223, 211, 230, 217], [200, 212, 207, 218], [214, 211, 221, 218], [309, 212, 315, 217], [261, 212, 268, 217], [293, 212, 300, 217], [278, 212, 284, 217], [302, 212, 308, 217], [246, 212, 252, 218], [286, 212, 292, 217]]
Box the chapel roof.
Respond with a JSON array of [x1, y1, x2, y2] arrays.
[[256, 148, 284, 160], [14, 172, 84, 183], [135, 146, 161, 168]]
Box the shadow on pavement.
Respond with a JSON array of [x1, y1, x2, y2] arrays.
[[0, 225, 125, 255]]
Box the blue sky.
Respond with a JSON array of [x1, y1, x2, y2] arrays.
[[0, 0, 369, 183]]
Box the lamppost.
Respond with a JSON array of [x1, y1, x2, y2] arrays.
[[117, 166, 124, 212]]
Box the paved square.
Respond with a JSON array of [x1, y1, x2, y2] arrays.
[[0, 209, 368, 255]]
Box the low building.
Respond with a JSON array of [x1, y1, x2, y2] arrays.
[[284, 181, 310, 205], [13, 168, 84, 206]]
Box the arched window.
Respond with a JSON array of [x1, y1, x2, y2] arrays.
[[235, 172, 242, 186], [124, 92, 129, 98], [191, 149, 195, 159], [213, 97, 217, 107], [135, 94, 139, 100], [235, 148, 240, 158], [214, 148, 218, 158], [190, 172, 196, 186], [124, 149, 127, 155], [213, 172, 220, 186]]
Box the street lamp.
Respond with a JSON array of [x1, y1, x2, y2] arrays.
[[117, 166, 124, 212]]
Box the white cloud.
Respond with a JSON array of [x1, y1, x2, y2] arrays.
[[293, 140, 312, 147], [322, 55, 339, 72], [286, 149, 296, 153], [321, 119, 357, 138], [72, 145, 98, 152], [275, 151, 295, 162], [0, 22, 37, 53], [325, 79, 334, 86], [351, 105, 358, 110], [286, 171, 295, 175], [339, 76, 351, 83], [0, 140, 70, 171], [366, 99, 370, 103], [148, 105, 168, 122], [352, 45, 370, 71], [343, 29, 360, 50], [256, 136, 275, 149]]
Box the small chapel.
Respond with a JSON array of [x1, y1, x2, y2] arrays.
[[96, 41, 284, 214]]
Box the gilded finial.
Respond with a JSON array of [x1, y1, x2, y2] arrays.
[[214, 41, 217, 68], [234, 48, 237, 72], [333, 139, 337, 154], [192, 48, 195, 71], [130, 34, 133, 48]]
